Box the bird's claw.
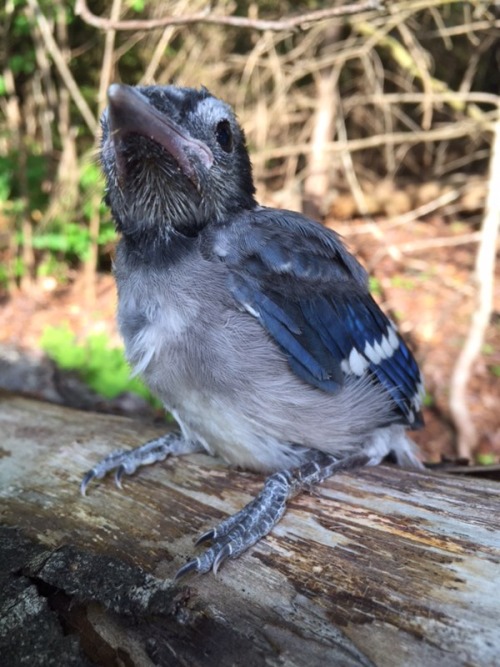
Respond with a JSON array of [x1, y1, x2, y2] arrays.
[[174, 539, 234, 580], [175, 471, 292, 579], [80, 469, 96, 496], [175, 523, 239, 579], [79, 433, 195, 495], [114, 464, 126, 489], [80, 449, 133, 495], [174, 558, 201, 580], [194, 528, 216, 546]]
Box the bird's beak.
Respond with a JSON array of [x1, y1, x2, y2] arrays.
[[107, 84, 214, 185]]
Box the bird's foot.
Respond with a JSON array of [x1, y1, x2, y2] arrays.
[[175, 450, 371, 578], [175, 469, 293, 578], [80, 432, 202, 495]]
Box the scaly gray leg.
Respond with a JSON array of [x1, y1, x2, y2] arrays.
[[80, 431, 203, 495], [175, 450, 370, 579]]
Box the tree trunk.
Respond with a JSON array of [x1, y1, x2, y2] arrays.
[[1, 395, 499, 667]]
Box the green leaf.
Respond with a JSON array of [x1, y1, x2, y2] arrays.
[[369, 276, 382, 297], [475, 453, 496, 466], [9, 54, 35, 75], [80, 162, 103, 189], [126, 0, 145, 12], [0, 172, 11, 201], [422, 392, 434, 407], [13, 13, 32, 36], [98, 224, 117, 245]]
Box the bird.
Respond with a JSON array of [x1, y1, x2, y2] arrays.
[[81, 83, 425, 578]]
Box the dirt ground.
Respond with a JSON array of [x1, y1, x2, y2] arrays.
[[0, 212, 498, 465]]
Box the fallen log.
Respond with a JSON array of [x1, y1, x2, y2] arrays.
[[1, 394, 499, 667]]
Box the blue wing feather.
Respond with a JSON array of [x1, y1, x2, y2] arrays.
[[211, 207, 424, 429]]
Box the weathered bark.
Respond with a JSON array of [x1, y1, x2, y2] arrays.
[[1, 394, 499, 667]]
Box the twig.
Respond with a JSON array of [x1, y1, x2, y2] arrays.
[[74, 0, 382, 33], [25, 2, 57, 152], [26, 0, 98, 134], [397, 21, 434, 129], [424, 19, 500, 39], [449, 112, 500, 459], [396, 231, 482, 253], [97, 0, 122, 115], [336, 93, 403, 262], [345, 189, 462, 235], [253, 114, 497, 164], [140, 0, 197, 84], [341, 92, 499, 126]]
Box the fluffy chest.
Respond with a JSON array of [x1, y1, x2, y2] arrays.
[[114, 246, 233, 404], [118, 295, 193, 380], [117, 279, 195, 377]]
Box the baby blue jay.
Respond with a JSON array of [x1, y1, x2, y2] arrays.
[[82, 84, 425, 578]]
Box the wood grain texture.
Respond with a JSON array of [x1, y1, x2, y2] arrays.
[[1, 394, 499, 667]]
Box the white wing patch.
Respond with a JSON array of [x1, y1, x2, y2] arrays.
[[364, 340, 382, 364], [242, 302, 260, 318], [342, 324, 399, 376], [387, 326, 399, 350], [412, 380, 426, 411], [348, 348, 369, 376]]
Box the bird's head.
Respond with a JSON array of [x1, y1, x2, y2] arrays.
[[100, 84, 256, 240]]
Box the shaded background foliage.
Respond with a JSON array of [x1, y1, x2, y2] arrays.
[[0, 0, 499, 463]]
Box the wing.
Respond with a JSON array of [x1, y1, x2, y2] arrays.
[[210, 207, 424, 429]]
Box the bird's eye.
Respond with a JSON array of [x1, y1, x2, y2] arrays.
[[216, 120, 233, 152]]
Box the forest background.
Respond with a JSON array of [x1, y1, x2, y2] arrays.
[[0, 0, 499, 466]]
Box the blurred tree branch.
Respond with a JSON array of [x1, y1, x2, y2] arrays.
[[449, 112, 500, 459], [26, 0, 98, 134], [252, 112, 497, 164], [75, 0, 382, 33]]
